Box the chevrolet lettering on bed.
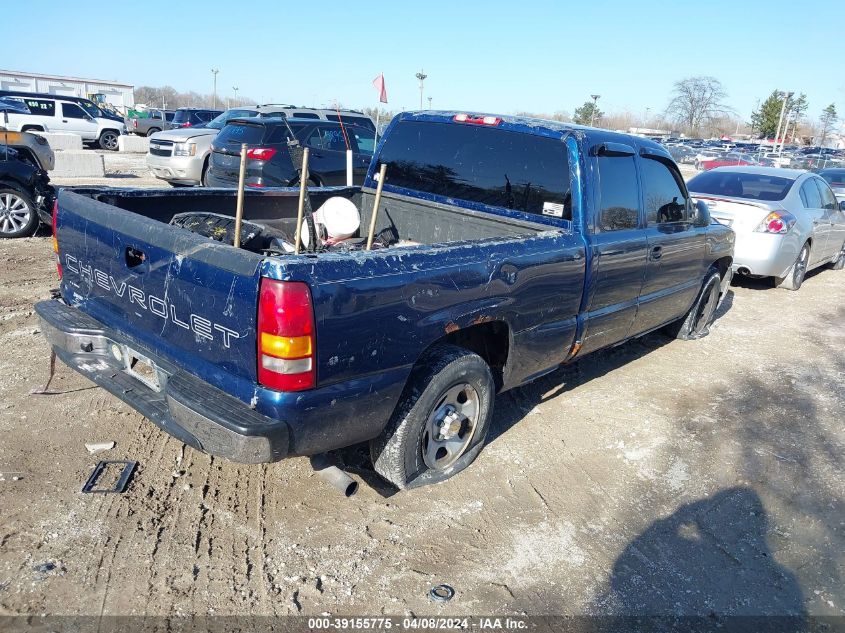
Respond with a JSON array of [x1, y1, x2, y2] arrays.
[[63, 254, 241, 348], [36, 111, 734, 490]]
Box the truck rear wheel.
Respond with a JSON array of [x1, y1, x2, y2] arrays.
[[370, 345, 494, 489], [665, 269, 722, 340], [98, 130, 120, 151]]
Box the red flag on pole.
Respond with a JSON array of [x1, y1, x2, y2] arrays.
[[372, 73, 388, 104]]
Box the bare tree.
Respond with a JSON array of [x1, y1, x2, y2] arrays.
[[665, 76, 732, 135]]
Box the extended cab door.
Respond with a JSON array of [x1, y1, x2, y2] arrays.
[[635, 150, 706, 334], [579, 142, 648, 355]]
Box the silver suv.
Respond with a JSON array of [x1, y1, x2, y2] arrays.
[[146, 105, 373, 186]]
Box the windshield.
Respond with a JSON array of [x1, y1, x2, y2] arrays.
[[78, 100, 104, 118], [206, 109, 259, 130], [688, 171, 795, 201]]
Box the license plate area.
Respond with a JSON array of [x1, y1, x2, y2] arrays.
[[124, 348, 162, 392]]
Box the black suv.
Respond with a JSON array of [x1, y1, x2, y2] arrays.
[[171, 108, 224, 129], [206, 118, 375, 188]]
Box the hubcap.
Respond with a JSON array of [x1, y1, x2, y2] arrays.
[[422, 383, 480, 471], [103, 133, 118, 150], [0, 193, 31, 234]]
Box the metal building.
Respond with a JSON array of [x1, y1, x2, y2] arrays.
[[0, 69, 134, 112]]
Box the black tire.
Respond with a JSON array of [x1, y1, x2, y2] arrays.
[[370, 344, 495, 489], [0, 188, 39, 238], [829, 240, 845, 270], [664, 269, 722, 340], [146, 128, 161, 137], [98, 130, 120, 151], [200, 159, 210, 187], [776, 242, 810, 290]]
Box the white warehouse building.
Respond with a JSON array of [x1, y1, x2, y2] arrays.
[[0, 69, 134, 112]]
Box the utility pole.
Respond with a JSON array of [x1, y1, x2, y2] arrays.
[[232, 86, 239, 107], [211, 68, 220, 109], [428, 96, 432, 110], [415, 70, 427, 110], [589, 94, 601, 127], [773, 90, 792, 153]]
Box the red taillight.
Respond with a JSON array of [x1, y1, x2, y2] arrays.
[[52, 199, 62, 280], [257, 279, 315, 391], [453, 114, 502, 126], [246, 147, 277, 161], [246, 183, 267, 188], [756, 211, 795, 235], [132, 119, 138, 128]]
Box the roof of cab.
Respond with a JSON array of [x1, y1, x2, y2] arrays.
[[398, 110, 668, 155]]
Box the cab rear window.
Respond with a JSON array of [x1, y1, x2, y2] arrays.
[[376, 120, 571, 218]]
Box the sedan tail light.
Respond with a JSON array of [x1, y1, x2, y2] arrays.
[[755, 211, 796, 234]]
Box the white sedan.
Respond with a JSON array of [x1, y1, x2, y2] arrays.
[[688, 167, 845, 290]]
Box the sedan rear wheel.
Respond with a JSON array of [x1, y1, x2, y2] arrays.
[[776, 242, 810, 290], [830, 240, 845, 270], [0, 189, 38, 238]]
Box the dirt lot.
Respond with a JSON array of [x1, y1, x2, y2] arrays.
[[0, 234, 843, 619]]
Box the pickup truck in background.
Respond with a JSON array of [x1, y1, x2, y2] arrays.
[[37, 112, 734, 490], [128, 109, 175, 136]]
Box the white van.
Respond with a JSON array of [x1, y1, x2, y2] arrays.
[[3, 96, 126, 150]]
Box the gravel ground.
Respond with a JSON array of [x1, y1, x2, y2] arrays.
[[0, 224, 843, 619]]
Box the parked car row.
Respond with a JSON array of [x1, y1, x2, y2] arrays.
[[145, 105, 376, 188]]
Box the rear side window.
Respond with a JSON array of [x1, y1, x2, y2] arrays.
[[305, 125, 348, 151], [265, 123, 307, 144], [641, 157, 690, 224], [22, 99, 55, 116], [215, 122, 268, 145], [350, 126, 376, 155], [172, 110, 189, 124], [814, 179, 838, 211], [61, 103, 88, 119], [327, 114, 375, 131], [597, 155, 639, 231], [799, 180, 822, 208], [376, 120, 571, 218]]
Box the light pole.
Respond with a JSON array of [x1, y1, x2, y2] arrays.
[[232, 86, 239, 107], [589, 94, 600, 127], [645, 107, 651, 130], [211, 68, 220, 109], [415, 70, 427, 110], [428, 96, 432, 109], [773, 90, 792, 153]]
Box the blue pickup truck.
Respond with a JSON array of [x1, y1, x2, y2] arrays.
[[36, 112, 734, 490]]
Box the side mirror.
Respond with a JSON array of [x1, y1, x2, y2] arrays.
[[693, 200, 711, 227], [840, 200, 845, 212]]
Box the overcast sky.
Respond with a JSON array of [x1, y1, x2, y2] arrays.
[[7, 0, 843, 121]]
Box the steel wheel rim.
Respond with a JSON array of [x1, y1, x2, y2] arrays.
[[794, 246, 809, 286], [102, 132, 118, 150], [0, 193, 31, 234], [422, 382, 480, 471], [693, 279, 719, 333]]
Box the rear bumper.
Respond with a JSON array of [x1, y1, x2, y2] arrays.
[[36, 299, 289, 463], [731, 231, 800, 278]]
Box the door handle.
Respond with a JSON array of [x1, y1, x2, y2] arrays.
[[62, 119, 68, 123], [650, 245, 663, 261]]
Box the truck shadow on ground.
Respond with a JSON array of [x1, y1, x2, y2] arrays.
[[591, 307, 844, 621], [593, 487, 806, 620]]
